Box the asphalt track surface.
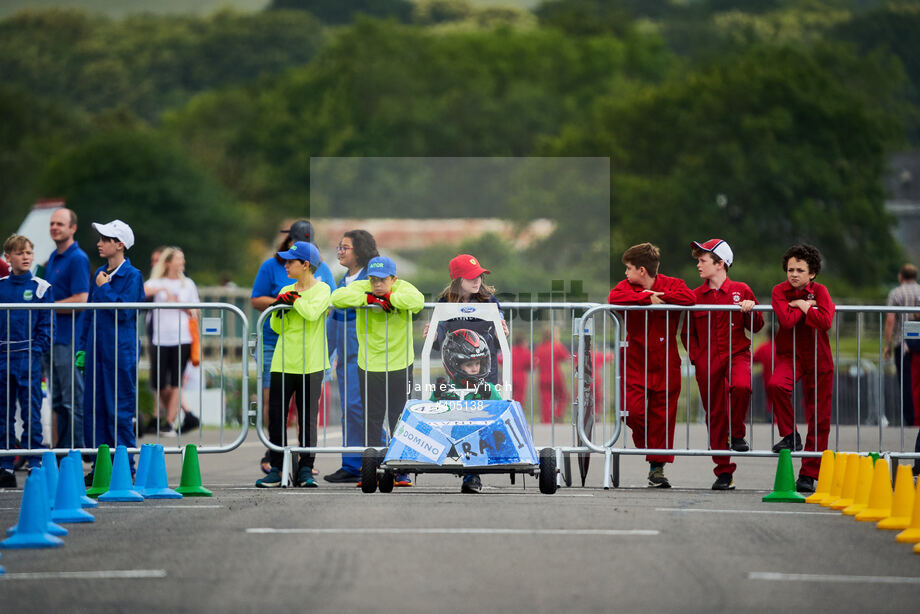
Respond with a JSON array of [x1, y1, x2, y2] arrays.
[[1, 425, 919, 613]]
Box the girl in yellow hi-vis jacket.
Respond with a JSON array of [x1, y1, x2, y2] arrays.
[[256, 241, 331, 488], [330, 256, 424, 486]]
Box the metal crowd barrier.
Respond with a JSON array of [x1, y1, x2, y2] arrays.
[[576, 304, 920, 488], [1, 302, 249, 463], [253, 301, 602, 486]]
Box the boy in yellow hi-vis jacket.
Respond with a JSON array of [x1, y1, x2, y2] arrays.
[[256, 241, 331, 488], [331, 256, 424, 486]]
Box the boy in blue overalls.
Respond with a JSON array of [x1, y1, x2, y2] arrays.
[[76, 220, 145, 476], [0, 235, 53, 488]]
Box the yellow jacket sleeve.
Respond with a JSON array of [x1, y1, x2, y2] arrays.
[[389, 280, 425, 314], [331, 280, 371, 309], [292, 282, 331, 321]]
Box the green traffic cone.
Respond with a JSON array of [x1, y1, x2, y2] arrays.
[[174, 444, 212, 497], [85, 445, 112, 498], [763, 449, 807, 503], [869, 452, 879, 465]]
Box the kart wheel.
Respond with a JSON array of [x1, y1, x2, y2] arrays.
[[539, 448, 557, 495], [378, 469, 395, 493], [361, 448, 378, 493]]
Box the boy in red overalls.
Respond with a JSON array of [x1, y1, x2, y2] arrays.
[[767, 244, 835, 493], [682, 239, 763, 490], [608, 243, 694, 488]]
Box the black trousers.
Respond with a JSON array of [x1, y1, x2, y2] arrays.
[[268, 370, 323, 471], [357, 367, 413, 447]]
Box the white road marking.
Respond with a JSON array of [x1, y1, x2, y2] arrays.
[[749, 572, 920, 585], [247, 528, 658, 536], [0, 569, 167, 581], [656, 507, 838, 516], [225, 488, 593, 497], [94, 505, 222, 510]]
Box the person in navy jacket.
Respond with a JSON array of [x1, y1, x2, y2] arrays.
[[0, 234, 52, 487], [76, 220, 145, 474]]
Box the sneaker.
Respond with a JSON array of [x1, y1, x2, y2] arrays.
[[648, 465, 671, 488], [0, 469, 16, 488], [729, 437, 749, 452], [394, 473, 413, 487], [324, 468, 360, 483], [178, 413, 200, 434], [159, 423, 179, 438], [295, 467, 318, 488], [712, 472, 735, 490], [256, 468, 282, 488], [771, 432, 802, 453], [461, 474, 482, 494], [143, 416, 160, 435], [795, 475, 816, 493]]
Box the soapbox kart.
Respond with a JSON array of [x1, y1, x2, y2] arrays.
[[360, 302, 557, 494]]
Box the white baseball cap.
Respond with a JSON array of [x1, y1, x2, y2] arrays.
[[92, 220, 135, 250], [690, 238, 733, 267]]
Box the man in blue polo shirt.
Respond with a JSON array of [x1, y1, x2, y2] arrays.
[[44, 208, 91, 450]]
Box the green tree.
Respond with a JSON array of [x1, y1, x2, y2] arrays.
[[38, 129, 249, 282], [267, 0, 413, 24], [547, 43, 905, 288]]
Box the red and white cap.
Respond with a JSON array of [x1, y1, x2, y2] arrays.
[[691, 239, 733, 267], [448, 254, 490, 280]]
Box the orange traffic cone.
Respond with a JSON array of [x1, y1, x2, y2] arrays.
[[878, 465, 914, 531], [831, 454, 861, 510], [843, 456, 874, 516], [895, 475, 920, 543], [805, 450, 835, 504], [855, 458, 892, 522]]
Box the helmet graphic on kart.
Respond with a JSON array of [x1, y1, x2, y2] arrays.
[[441, 329, 491, 386]]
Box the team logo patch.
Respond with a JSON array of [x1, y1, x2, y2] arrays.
[[23, 290, 33, 301], [460, 306, 475, 313], [469, 258, 477, 265], [732, 292, 741, 303], [409, 402, 451, 415], [807, 293, 814, 300]]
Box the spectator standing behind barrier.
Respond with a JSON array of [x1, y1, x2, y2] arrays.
[[144, 247, 201, 436], [510, 333, 532, 407], [681, 239, 764, 491], [884, 263, 920, 428], [76, 220, 145, 477], [251, 220, 335, 474], [534, 329, 571, 423], [608, 242, 695, 488], [44, 208, 90, 450], [0, 235, 52, 488], [256, 242, 331, 488], [767, 244, 835, 494], [752, 336, 775, 422], [331, 257, 424, 488], [324, 230, 378, 484]]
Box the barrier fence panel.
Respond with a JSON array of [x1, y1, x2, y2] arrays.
[[576, 304, 920, 488], [0, 302, 249, 465], [254, 301, 608, 486]]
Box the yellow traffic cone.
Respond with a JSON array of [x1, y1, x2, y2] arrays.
[[820, 452, 849, 508], [878, 465, 914, 530], [806, 450, 835, 504], [895, 475, 920, 543], [831, 454, 861, 510], [855, 458, 892, 522], [914, 542, 920, 554], [843, 456, 874, 516]]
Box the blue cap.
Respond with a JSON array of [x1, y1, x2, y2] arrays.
[[367, 256, 396, 278], [277, 241, 321, 266]]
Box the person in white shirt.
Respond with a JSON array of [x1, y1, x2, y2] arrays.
[[144, 247, 200, 435]]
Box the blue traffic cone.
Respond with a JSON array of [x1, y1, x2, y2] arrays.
[[134, 444, 153, 494], [142, 445, 182, 499], [41, 451, 59, 509], [0, 471, 64, 548], [51, 457, 94, 524], [98, 445, 143, 502], [66, 450, 97, 509], [6, 467, 68, 537]]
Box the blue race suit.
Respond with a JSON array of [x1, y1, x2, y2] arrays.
[[77, 259, 145, 463], [0, 272, 52, 469], [325, 266, 374, 475]]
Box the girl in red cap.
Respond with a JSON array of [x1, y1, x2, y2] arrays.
[[427, 254, 510, 493]]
